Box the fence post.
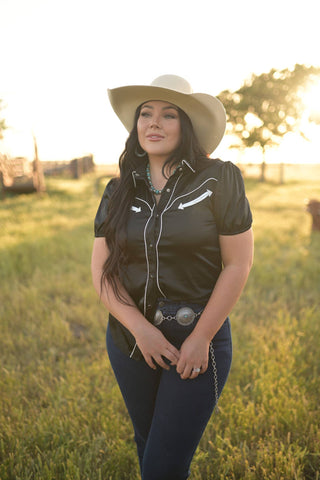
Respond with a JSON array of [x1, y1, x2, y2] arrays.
[[33, 135, 46, 192]]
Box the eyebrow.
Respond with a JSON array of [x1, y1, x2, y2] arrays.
[[141, 104, 178, 111]]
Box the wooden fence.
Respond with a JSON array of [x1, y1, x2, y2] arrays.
[[42, 155, 95, 178]]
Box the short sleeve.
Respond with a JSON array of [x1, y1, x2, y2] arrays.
[[94, 178, 117, 237], [213, 161, 252, 235]]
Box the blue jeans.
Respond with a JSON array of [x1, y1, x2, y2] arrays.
[[106, 304, 232, 480]]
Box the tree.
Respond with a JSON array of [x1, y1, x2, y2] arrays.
[[218, 64, 320, 180]]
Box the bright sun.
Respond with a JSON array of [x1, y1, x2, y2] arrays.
[[303, 80, 320, 123]]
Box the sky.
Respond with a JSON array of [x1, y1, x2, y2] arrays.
[[1, 0, 320, 164]]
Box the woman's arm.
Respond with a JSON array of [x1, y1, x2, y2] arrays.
[[91, 237, 180, 369], [176, 228, 254, 379]]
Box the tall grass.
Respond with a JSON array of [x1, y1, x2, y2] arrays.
[[0, 168, 319, 479]]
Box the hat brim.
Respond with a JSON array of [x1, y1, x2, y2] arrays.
[[108, 85, 226, 154]]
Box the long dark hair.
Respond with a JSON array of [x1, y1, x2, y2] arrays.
[[101, 104, 209, 303]]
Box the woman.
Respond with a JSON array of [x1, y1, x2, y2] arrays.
[[91, 75, 253, 480]]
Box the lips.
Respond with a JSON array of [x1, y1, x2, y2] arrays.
[[146, 134, 164, 141]]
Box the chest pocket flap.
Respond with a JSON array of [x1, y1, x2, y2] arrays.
[[177, 189, 213, 210]]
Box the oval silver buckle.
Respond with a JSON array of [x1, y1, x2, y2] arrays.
[[176, 307, 196, 326], [154, 309, 164, 326]]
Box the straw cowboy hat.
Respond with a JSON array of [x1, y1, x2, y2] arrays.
[[108, 74, 226, 154]]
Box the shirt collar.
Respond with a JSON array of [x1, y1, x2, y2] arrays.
[[181, 159, 196, 173], [131, 160, 148, 188]]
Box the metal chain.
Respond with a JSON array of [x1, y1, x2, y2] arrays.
[[156, 307, 219, 412], [160, 311, 202, 322], [160, 315, 176, 321], [209, 342, 219, 413]]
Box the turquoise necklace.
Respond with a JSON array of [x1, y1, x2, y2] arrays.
[[146, 163, 162, 195], [146, 163, 180, 195]]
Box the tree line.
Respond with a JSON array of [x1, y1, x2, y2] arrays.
[[1, 64, 320, 181]]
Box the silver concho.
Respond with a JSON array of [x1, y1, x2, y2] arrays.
[[154, 309, 164, 326], [175, 307, 196, 326]]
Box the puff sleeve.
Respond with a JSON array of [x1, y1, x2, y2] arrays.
[[94, 178, 117, 237], [213, 161, 252, 235]]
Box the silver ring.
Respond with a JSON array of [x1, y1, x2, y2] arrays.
[[192, 367, 201, 373]]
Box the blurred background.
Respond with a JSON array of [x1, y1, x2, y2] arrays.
[[1, 0, 320, 169], [1, 2, 320, 479]]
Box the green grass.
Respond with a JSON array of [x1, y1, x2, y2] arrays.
[[0, 168, 320, 479]]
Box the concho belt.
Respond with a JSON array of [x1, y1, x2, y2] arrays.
[[153, 306, 203, 326]]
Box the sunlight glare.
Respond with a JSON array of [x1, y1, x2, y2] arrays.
[[303, 80, 320, 123]]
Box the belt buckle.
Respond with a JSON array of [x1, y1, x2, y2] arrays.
[[176, 307, 196, 326]]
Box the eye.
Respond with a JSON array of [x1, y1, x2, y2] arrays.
[[164, 113, 178, 119], [140, 110, 151, 118]]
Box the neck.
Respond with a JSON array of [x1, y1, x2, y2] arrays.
[[148, 154, 167, 168], [146, 162, 167, 194], [146, 158, 181, 197], [148, 155, 178, 178]]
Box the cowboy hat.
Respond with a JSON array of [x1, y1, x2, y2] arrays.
[[107, 74, 226, 154]]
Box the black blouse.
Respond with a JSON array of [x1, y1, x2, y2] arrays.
[[94, 158, 252, 359]]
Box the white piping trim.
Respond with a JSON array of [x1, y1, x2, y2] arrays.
[[129, 343, 138, 358], [135, 197, 153, 212], [131, 171, 137, 188], [143, 204, 155, 315], [130, 200, 154, 359], [155, 174, 183, 297], [182, 159, 196, 173], [178, 189, 213, 210], [155, 212, 166, 298], [164, 177, 218, 212]]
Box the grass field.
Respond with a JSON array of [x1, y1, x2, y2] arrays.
[[0, 165, 320, 479]]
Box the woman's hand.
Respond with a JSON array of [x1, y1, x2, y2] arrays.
[[92, 238, 180, 371], [175, 229, 254, 380], [176, 333, 210, 380], [134, 323, 180, 371]]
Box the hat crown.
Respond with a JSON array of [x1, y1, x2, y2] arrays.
[[151, 75, 193, 95]]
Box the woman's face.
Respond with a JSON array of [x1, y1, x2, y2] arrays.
[[137, 100, 181, 162]]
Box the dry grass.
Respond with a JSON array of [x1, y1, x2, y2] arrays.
[[0, 166, 319, 479]]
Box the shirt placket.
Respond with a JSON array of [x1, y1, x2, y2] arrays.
[[143, 174, 182, 319]]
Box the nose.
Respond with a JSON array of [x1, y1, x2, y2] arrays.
[[150, 114, 161, 128]]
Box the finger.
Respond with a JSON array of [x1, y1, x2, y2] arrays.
[[180, 365, 193, 380], [165, 348, 180, 366], [165, 343, 180, 359], [189, 367, 201, 379], [176, 359, 186, 375], [154, 355, 170, 370], [144, 355, 157, 370], [200, 363, 208, 374], [190, 362, 208, 377]]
